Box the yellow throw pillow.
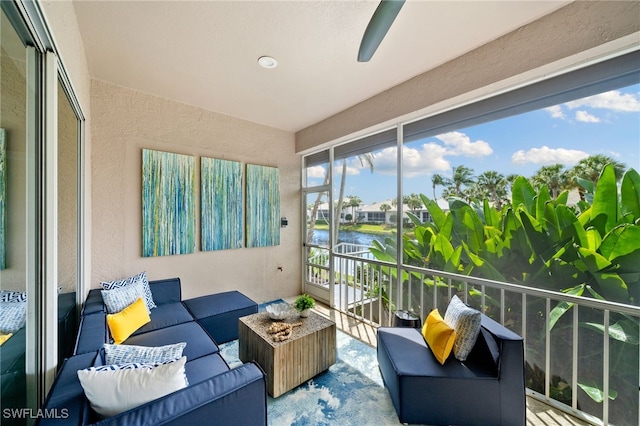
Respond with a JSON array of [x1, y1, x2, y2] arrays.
[[0, 332, 13, 346], [106, 298, 151, 344], [422, 309, 456, 365]]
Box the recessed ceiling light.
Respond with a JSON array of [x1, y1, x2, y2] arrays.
[[258, 56, 278, 69]]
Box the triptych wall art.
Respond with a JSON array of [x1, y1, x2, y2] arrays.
[[142, 148, 280, 257]]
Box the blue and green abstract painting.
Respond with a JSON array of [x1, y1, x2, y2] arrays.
[[142, 149, 195, 257], [246, 164, 280, 248], [201, 157, 243, 251], [0, 129, 5, 269]]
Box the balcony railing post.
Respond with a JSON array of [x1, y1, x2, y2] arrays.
[[603, 309, 610, 426]]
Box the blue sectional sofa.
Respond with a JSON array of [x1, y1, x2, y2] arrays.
[[39, 278, 266, 426], [377, 313, 526, 425]]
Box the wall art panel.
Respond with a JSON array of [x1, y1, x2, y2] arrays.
[[201, 157, 243, 251], [246, 164, 280, 248], [0, 129, 5, 269], [142, 149, 195, 257]]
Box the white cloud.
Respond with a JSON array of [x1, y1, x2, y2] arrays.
[[575, 110, 600, 123], [511, 146, 589, 165], [403, 143, 451, 177], [306, 165, 326, 178], [545, 105, 566, 120], [333, 163, 361, 176], [435, 131, 493, 157], [565, 90, 640, 112]]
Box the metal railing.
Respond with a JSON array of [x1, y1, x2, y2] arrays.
[[330, 243, 640, 426]]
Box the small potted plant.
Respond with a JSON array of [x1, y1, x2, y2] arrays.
[[293, 294, 315, 318]]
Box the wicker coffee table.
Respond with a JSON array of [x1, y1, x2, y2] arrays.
[[238, 310, 336, 397]]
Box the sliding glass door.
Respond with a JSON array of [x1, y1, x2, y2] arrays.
[[0, 7, 37, 422]]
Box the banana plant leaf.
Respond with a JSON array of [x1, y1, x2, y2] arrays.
[[599, 224, 640, 260], [582, 318, 639, 344], [578, 381, 618, 403], [620, 168, 640, 220], [591, 164, 618, 234]]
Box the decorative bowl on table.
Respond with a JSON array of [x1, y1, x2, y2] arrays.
[[266, 303, 291, 320]]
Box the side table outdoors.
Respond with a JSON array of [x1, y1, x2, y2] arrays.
[[393, 310, 422, 328], [238, 310, 336, 397]]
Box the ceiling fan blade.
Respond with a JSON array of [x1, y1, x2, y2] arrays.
[[358, 0, 405, 62]]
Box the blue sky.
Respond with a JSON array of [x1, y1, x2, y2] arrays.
[[308, 83, 640, 205]]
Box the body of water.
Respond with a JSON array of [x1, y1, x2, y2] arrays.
[[309, 229, 385, 247]]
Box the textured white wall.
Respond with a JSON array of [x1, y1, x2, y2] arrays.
[[296, 0, 640, 151], [90, 80, 301, 302]]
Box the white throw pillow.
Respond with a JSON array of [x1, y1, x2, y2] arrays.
[[77, 357, 188, 417], [104, 342, 186, 365], [101, 271, 156, 312], [0, 301, 27, 333], [443, 295, 482, 361], [101, 280, 148, 314]]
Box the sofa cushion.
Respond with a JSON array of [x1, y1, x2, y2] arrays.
[[123, 321, 219, 360], [75, 312, 107, 355], [185, 353, 230, 385], [104, 342, 186, 365], [106, 298, 151, 344], [377, 327, 497, 379], [81, 289, 105, 316], [131, 302, 193, 336], [444, 295, 482, 361], [77, 357, 188, 418], [183, 291, 258, 344], [148, 278, 182, 305], [39, 352, 97, 426], [101, 271, 156, 312], [422, 309, 456, 365]]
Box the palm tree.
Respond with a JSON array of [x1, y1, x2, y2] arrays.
[[334, 154, 374, 239], [530, 164, 570, 198], [445, 165, 474, 198], [475, 170, 508, 208], [568, 154, 626, 184], [379, 203, 392, 224], [566, 155, 625, 201], [345, 195, 363, 224], [431, 174, 445, 200], [306, 174, 329, 244], [403, 193, 423, 213]]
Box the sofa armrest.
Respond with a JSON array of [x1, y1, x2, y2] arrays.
[[92, 362, 266, 426]]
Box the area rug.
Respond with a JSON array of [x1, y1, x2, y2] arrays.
[[218, 302, 404, 425]]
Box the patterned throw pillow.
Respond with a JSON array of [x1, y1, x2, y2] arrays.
[[0, 302, 27, 334], [101, 280, 149, 314], [101, 271, 156, 312], [104, 342, 187, 365], [0, 290, 27, 303], [443, 295, 482, 361], [77, 357, 188, 417]]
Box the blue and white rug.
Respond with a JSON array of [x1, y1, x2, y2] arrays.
[[219, 331, 401, 426], [219, 300, 403, 426]]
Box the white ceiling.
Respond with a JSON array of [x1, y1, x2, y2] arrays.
[[73, 0, 570, 132]]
